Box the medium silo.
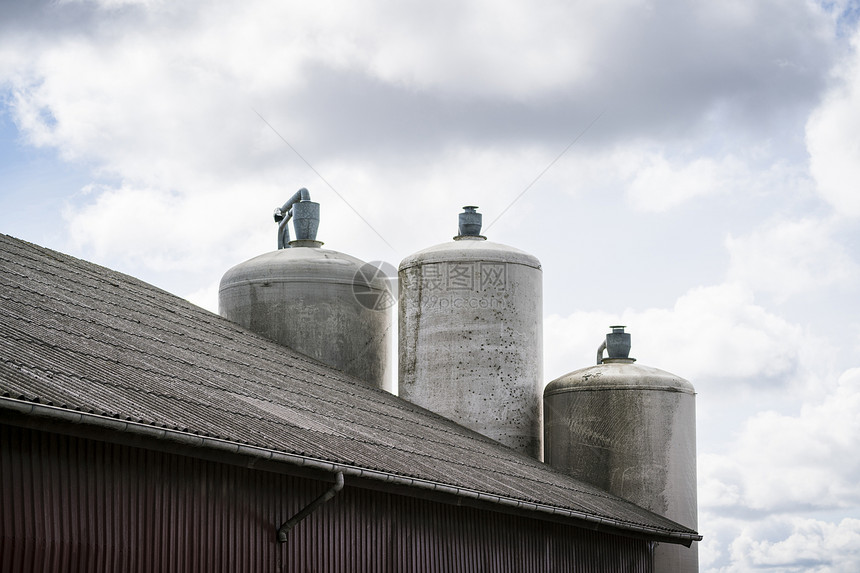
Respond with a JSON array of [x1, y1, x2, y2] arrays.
[[544, 326, 698, 572], [219, 189, 392, 389], [399, 206, 543, 458]]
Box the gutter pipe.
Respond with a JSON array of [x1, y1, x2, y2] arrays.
[[277, 472, 344, 542]]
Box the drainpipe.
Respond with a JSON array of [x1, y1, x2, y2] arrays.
[[274, 187, 312, 249], [277, 471, 344, 542]]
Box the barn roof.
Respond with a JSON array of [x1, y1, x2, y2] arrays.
[[0, 233, 700, 545]]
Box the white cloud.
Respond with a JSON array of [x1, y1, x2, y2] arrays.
[[625, 153, 746, 211], [726, 516, 860, 573], [63, 182, 277, 274], [807, 28, 860, 217], [185, 279, 220, 314], [726, 218, 859, 301], [700, 363, 860, 571], [58, 142, 587, 292], [699, 529, 726, 571], [544, 282, 807, 384], [354, 0, 620, 98], [1, 0, 836, 170], [7, 32, 268, 184], [57, 0, 165, 8], [701, 368, 860, 514], [545, 143, 811, 214], [513, 143, 818, 233]]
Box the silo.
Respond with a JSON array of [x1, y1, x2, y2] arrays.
[[544, 326, 698, 572], [219, 189, 392, 389], [399, 206, 543, 458]]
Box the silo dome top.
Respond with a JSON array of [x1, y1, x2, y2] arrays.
[[220, 247, 385, 291], [221, 188, 389, 292], [400, 206, 541, 271], [400, 239, 541, 270], [544, 327, 695, 396], [544, 362, 695, 396]]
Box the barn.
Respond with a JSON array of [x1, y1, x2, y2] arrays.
[[0, 233, 700, 571]]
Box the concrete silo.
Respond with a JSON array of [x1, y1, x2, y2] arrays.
[[398, 207, 543, 458], [544, 326, 698, 571], [219, 189, 392, 389]]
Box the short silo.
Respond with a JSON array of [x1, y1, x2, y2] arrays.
[[219, 189, 392, 389], [544, 326, 698, 571], [399, 206, 543, 458]]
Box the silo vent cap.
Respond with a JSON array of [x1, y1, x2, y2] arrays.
[[597, 325, 636, 364], [454, 205, 487, 240], [274, 188, 323, 249]]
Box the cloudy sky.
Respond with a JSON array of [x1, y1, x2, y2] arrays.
[[2, 0, 860, 569]]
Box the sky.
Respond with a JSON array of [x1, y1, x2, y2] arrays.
[[1, 0, 860, 569]]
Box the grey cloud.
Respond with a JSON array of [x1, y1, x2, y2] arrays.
[[262, 3, 834, 161], [0, 0, 838, 169], [0, 1, 100, 37], [271, 66, 602, 159]]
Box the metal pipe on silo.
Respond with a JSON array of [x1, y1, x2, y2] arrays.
[[219, 190, 392, 389], [398, 207, 543, 458], [544, 326, 699, 572], [274, 187, 313, 249]]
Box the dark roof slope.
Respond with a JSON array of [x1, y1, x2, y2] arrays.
[[0, 233, 700, 544]]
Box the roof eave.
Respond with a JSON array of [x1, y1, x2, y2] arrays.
[[0, 397, 701, 546]]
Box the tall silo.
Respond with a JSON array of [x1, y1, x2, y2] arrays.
[[219, 189, 392, 389], [399, 206, 543, 458], [544, 326, 698, 571]]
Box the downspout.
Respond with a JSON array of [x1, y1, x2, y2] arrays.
[[277, 471, 344, 542], [274, 187, 312, 249]]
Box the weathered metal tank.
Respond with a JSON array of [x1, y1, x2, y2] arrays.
[[219, 189, 392, 389], [543, 326, 698, 572], [399, 206, 543, 458]]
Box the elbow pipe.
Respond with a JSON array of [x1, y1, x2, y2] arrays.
[[596, 340, 606, 365], [277, 471, 344, 542], [274, 188, 311, 249], [597, 326, 633, 364]]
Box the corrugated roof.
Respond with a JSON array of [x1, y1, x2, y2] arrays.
[[0, 233, 700, 543]]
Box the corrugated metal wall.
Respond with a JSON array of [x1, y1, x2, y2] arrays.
[[0, 424, 653, 572]]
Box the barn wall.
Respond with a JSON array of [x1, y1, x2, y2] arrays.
[[0, 424, 653, 572]]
